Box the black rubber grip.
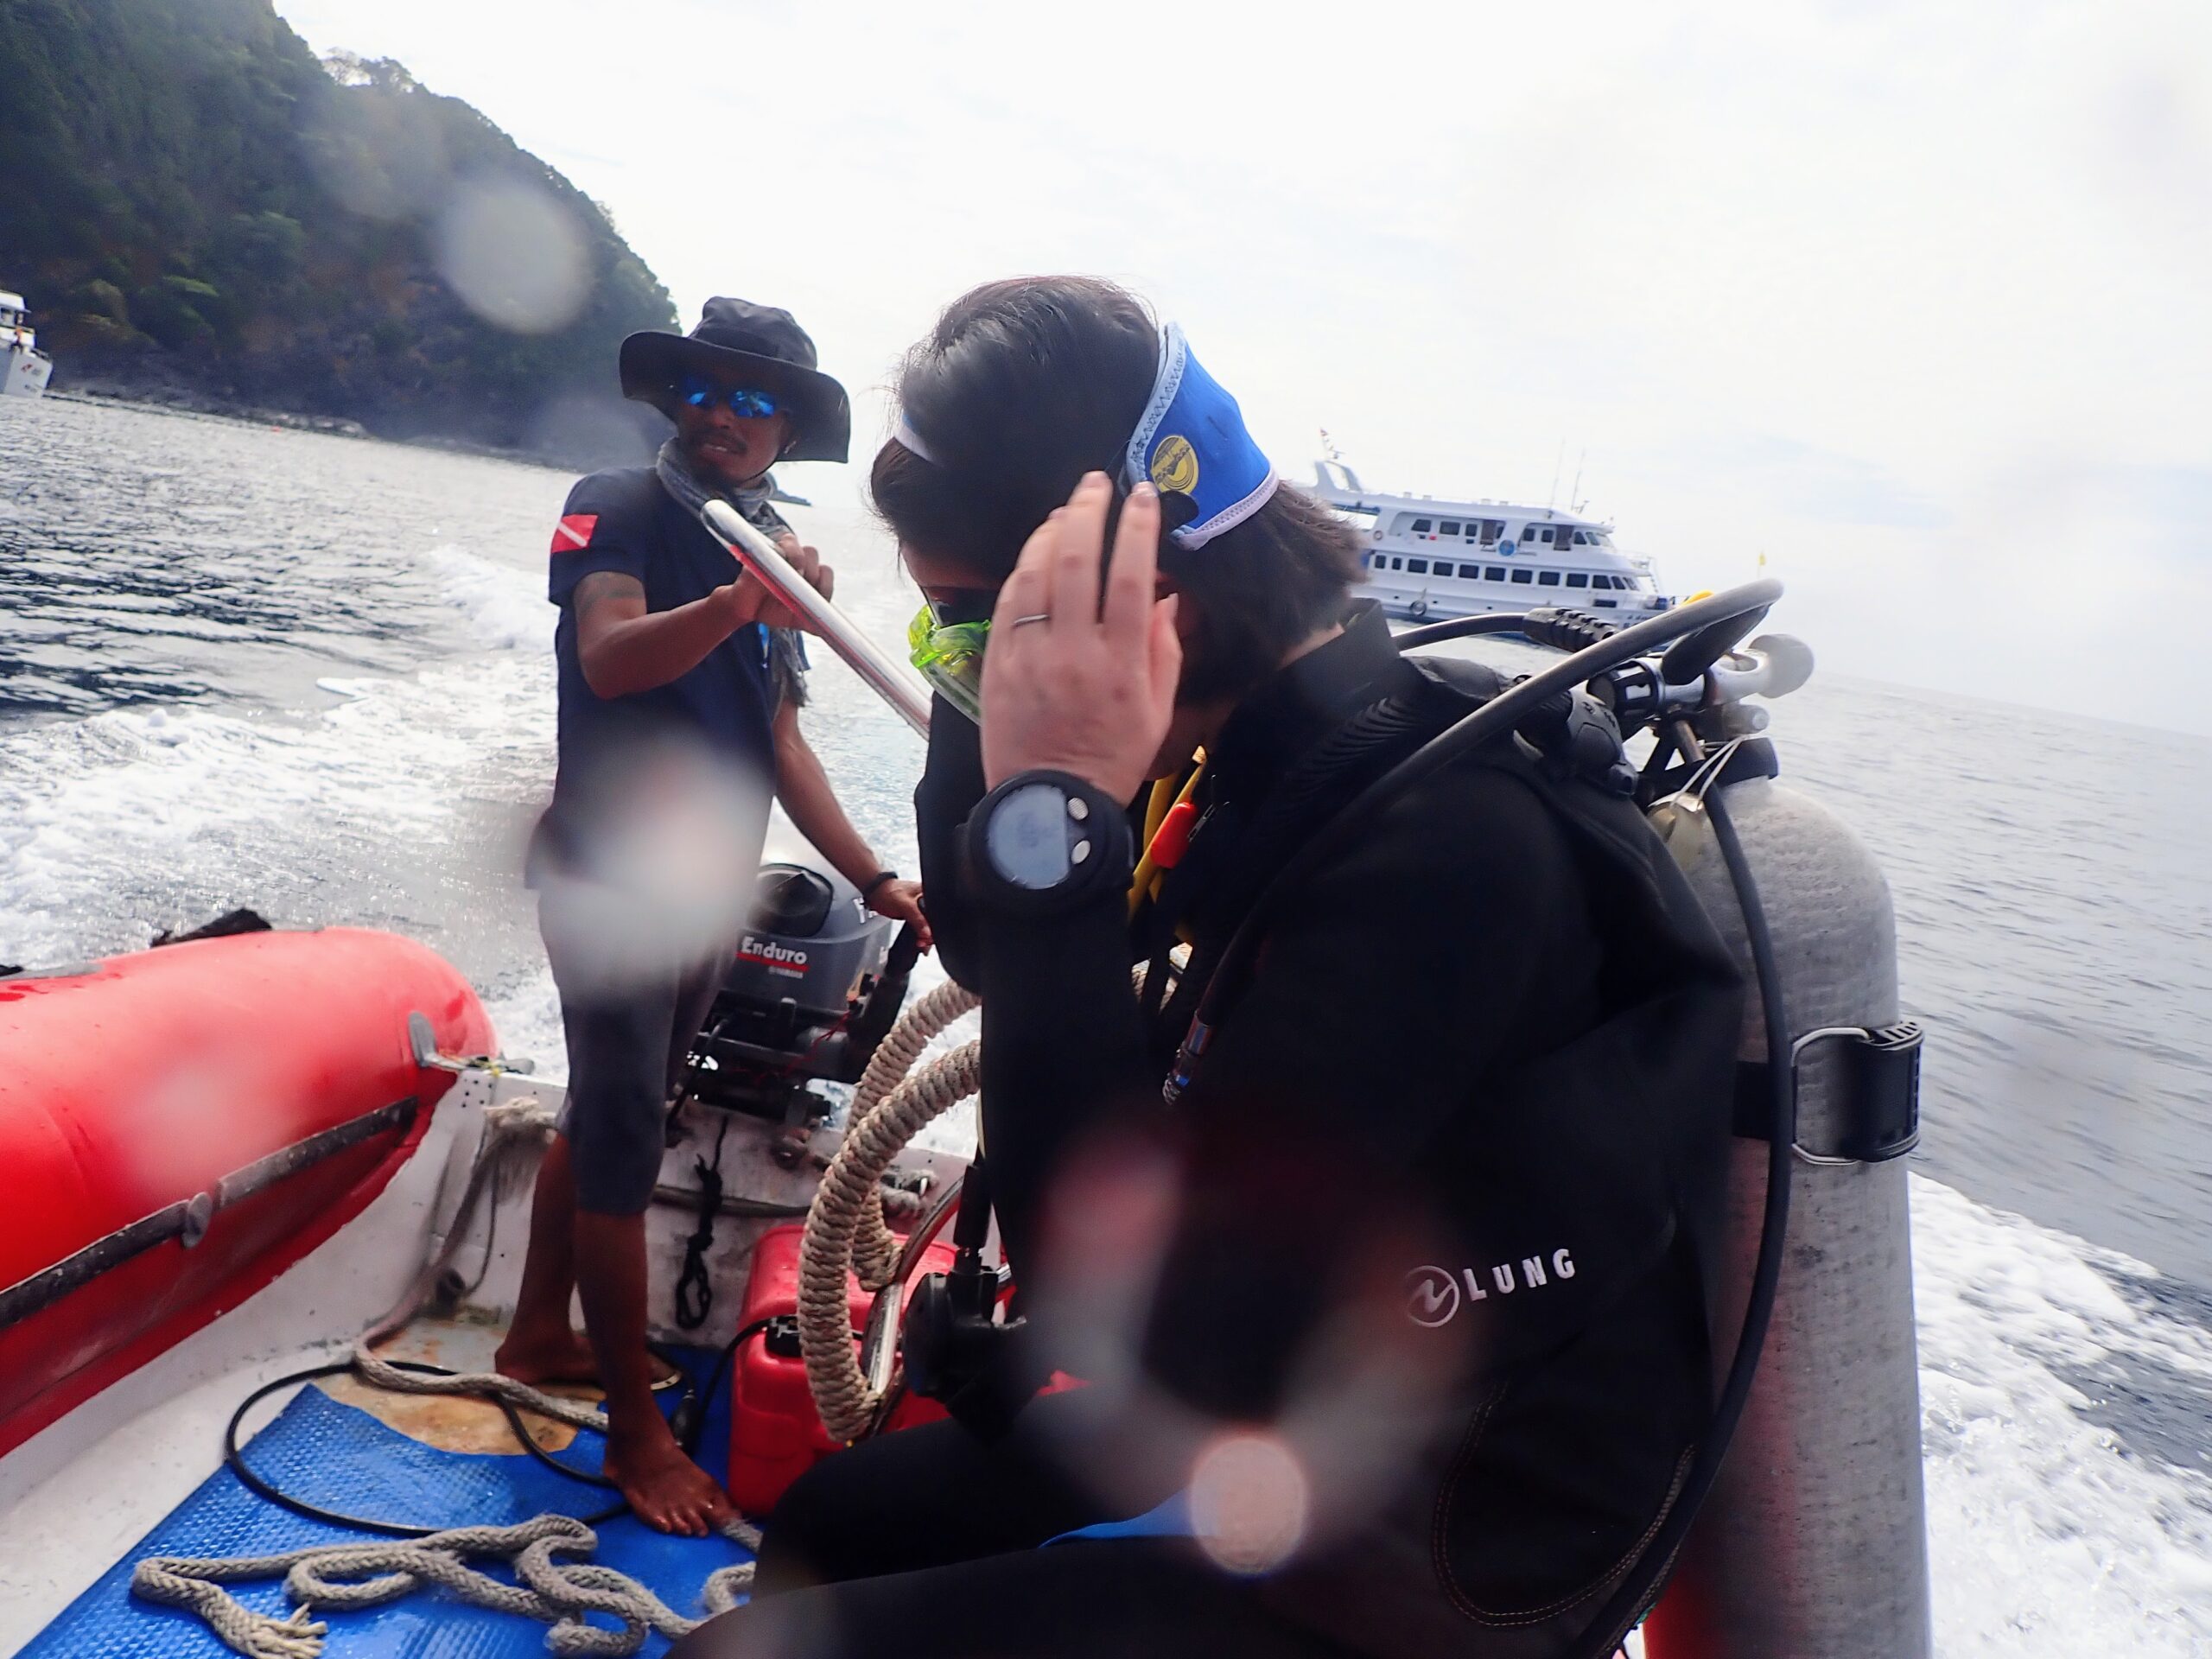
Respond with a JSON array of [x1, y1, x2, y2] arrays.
[[1520, 607, 1618, 653]]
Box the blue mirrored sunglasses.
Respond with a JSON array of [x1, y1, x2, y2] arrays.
[[679, 376, 782, 419]]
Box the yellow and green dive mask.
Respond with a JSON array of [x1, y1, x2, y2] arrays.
[[908, 597, 993, 725]]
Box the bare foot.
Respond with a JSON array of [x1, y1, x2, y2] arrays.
[[494, 1325, 601, 1388], [605, 1417, 736, 1536]]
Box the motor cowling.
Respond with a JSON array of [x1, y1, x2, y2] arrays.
[[688, 856, 915, 1117], [1643, 773, 1934, 1658]]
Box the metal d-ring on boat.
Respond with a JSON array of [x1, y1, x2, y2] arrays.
[[697, 499, 934, 737]]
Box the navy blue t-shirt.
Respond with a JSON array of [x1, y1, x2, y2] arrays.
[[530, 467, 786, 882]]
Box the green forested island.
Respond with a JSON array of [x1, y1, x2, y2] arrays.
[[0, 0, 680, 461]]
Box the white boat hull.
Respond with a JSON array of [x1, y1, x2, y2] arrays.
[[3, 345, 51, 398], [1354, 576, 1674, 627]]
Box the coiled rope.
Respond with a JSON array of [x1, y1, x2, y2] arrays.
[[132, 1512, 761, 1659], [135, 989, 984, 1651], [798, 978, 982, 1443]]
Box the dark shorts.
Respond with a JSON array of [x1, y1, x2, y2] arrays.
[[538, 889, 728, 1216]]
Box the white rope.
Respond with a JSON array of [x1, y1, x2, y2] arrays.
[[347, 1341, 610, 1433], [130, 987, 992, 1655], [133, 1513, 762, 1658]]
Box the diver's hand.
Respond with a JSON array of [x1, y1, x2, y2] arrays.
[[980, 474, 1180, 802]]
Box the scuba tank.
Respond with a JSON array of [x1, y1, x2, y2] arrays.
[[1641, 763, 1934, 1657]]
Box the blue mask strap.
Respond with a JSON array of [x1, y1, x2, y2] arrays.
[[1122, 323, 1278, 550]]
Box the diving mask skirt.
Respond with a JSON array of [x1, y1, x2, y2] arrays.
[[1123, 322, 1279, 549], [892, 322, 1279, 551]]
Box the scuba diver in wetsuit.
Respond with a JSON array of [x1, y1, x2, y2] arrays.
[[674, 276, 1743, 1658]]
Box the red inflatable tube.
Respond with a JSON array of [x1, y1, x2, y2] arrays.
[[0, 928, 493, 1458]]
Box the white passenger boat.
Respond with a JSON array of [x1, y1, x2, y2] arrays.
[[1, 292, 54, 399], [1311, 459, 1672, 625]]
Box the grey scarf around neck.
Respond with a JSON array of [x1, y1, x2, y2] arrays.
[[655, 437, 785, 532], [653, 439, 810, 709]]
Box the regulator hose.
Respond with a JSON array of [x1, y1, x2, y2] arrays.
[[1185, 581, 1783, 1041], [1166, 579, 1795, 1656], [1575, 723, 1796, 1656]]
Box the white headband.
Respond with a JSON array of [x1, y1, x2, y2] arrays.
[[892, 411, 943, 467]]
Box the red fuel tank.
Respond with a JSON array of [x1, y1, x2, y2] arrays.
[[0, 928, 492, 1456], [725, 1223, 957, 1515]]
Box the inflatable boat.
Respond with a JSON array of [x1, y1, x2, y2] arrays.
[[0, 581, 1934, 1659]]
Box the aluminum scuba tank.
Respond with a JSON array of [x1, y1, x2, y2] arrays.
[[1643, 767, 1934, 1658]]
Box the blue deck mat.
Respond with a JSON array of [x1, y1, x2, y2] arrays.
[[25, 1351, 747, 1658]]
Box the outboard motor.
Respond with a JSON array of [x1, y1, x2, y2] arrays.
[[1626, 691, 1933, 1655], [684, 855, 921, 1122]]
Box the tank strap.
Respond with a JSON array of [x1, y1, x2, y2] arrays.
[[1731, 1020, 1924, 1163]]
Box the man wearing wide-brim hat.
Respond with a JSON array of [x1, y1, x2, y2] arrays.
[[498, 297, 929, 1535]]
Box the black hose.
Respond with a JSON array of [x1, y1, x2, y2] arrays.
[[1390, 611, 1533, 648], [1165, 581, 1794, 1653], [1574, 726, 1796, 1655], [1186, 581, 1783, 1039], [225, 1359, 628, 1536], [675, 1117, 732, 1332]]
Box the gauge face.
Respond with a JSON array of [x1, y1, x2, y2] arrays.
[[986, 781, 1078, 890]]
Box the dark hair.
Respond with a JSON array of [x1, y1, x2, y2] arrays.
[[870, 276, 1360, 704]]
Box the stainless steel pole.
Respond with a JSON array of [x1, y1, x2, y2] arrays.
[[699, 499, 933, 738]]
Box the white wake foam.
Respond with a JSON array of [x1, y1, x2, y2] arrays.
[[1914, 1176, 2212, 1653]]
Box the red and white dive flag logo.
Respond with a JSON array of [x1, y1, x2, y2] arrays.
[[550, 513, 599, 554]]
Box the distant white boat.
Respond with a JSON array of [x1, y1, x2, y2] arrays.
[[2, 290, 54, 399], [1309, 457, 1673, 626]]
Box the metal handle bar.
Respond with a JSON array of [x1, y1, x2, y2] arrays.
[[699, 499, 934, 738]]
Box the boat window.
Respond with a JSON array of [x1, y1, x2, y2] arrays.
[[1478, 520, 1500, 544], [1485, 565, 1507, 582], [1459, 563, 1484, 580], [1439, 520, 1461, 537], [1391, 556, 1403, 569], [1511, 569, 1534, 584], [1406, 558, 1428, 575], [1566, 572, 1589, 588], [1410, 518, 1433, 535], [1594, 597, 1618, 608], [1538, 527, 1557, 544], [1538, 569, 1561, 586]]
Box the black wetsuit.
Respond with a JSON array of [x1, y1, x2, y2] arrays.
[[674, 606, 1740, 1659]]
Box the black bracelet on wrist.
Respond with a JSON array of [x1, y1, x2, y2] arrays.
[[860, 869, 899, 901]]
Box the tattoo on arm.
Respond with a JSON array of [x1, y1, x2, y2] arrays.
[[572, 570, 645, 631]]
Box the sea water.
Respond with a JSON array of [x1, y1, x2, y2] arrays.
[[3, 397, 2209, 1653]]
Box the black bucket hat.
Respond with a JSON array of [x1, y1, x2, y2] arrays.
[[620, 297, 851, 463]]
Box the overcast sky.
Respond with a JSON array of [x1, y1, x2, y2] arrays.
[[277, 0, 2212, 734]]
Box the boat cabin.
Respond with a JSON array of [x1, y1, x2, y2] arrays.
[[1308, 461, 1673, 625]]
